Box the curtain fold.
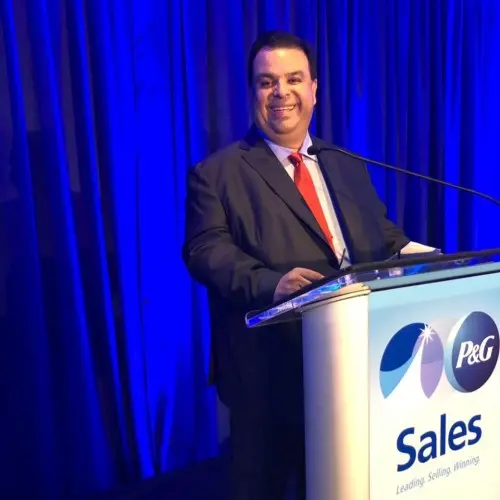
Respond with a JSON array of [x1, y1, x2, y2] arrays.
[[1, 0, 499, 498]]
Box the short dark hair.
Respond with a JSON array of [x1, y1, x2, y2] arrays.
[[247, 30, 317, 86]]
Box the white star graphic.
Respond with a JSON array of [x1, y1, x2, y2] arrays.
[[419, 325, 435, 345]]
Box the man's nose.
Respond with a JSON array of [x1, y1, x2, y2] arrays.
[[273, 80, 289, 97]]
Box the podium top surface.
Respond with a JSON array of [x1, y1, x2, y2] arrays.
[[245, 248, 500, 328]]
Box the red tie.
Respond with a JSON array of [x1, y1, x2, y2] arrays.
[[289, 152, 335, 251]]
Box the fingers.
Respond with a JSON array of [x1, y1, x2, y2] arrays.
[[274, 267, 325, 302], [291, 273, 321, 291], [290, 278, 310, 293], [295, 268, 324, 281], [274, 278, 308, 301], [288, 268, 324, 292], [295, 276, 312, 287]]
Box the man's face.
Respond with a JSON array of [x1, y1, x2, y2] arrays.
[[252, 47, 317, 148]]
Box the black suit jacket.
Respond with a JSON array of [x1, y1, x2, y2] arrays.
[[182, 126, 410, 420]]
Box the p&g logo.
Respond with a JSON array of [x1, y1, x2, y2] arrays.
[[455, 337, 495, 368], [380, 311, 499, 398], [445, 312, 499, 393]]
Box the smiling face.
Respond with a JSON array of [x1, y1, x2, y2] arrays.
[[252, 47, 317, 150]]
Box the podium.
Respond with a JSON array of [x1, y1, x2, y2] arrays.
[[245, 249, 500, 500]]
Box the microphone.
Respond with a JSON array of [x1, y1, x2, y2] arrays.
[[307, 145, 500, 207]]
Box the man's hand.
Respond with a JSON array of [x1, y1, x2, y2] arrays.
[[273, 267, 324, 302]]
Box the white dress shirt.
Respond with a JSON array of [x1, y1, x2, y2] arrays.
[[264, 133, 436, 267]]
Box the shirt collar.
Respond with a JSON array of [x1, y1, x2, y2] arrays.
[[263, 132, 317, 166]]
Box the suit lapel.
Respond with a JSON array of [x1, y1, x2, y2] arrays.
[[311, 137, 362, 262], [239, 128, 332, 250]]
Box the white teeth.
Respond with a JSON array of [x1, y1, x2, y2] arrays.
[[272, 106, 295, 111]]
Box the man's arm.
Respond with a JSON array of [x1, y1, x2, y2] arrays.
[[182, 163, 284, 310], [354, 161, 411, 255], [354, 161, 442, 256], [377, 216, 412, 256], [371, 188, 439, 257]]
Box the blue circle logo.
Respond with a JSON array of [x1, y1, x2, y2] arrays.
[[380, 323, 444, 399], [380, 312, 499, 398], [444, 311, 499, 393]]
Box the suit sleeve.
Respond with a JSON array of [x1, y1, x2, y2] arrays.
[[361, 163, 411, 255], [182, 164, 283, 310], [379, 212, 411, 255]]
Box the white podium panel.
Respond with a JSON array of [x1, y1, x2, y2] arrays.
[[369, 272, 500, 499], [302, 289, 371, 500]]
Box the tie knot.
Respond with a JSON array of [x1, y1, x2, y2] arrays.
[[288, 152, 303, 168]]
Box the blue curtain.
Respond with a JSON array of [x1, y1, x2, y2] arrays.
[[1, 0, 499, 498]]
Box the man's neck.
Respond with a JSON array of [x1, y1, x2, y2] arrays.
[[258, 129, 308, 151]]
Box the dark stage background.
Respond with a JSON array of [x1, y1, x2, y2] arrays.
[[1, 0, 500, 498]]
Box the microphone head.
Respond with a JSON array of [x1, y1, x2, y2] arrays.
[[307, 145, 320, 156]]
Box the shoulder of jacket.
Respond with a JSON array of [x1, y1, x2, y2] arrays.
[[191, 140, 244, 172]]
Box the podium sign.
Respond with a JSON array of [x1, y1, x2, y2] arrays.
[[246, 250, 500, 499], [369, 274, 500, 499]]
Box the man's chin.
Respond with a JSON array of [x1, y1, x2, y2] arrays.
[[256, 120, 305, 144], [270, 122, 300, 135]]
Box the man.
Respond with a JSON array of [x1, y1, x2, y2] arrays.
[[183, 31, 431, 500]]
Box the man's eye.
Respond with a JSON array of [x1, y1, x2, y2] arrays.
[[259, 80, 273, 88], [289, 78, 301, 84]]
